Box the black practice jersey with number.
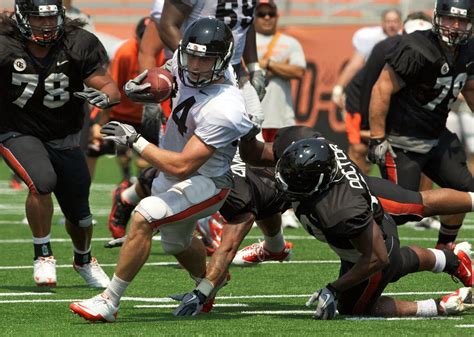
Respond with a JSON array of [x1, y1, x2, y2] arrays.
[[385, 30, 474, 139], [0, 27, 108, 141], [294, 143, 384, 262]]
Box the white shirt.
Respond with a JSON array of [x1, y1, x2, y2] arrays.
[[352, 26, 387, 60], [257, 32, 306, 128], [162, 51, 253, 178], [151, 0, 165, 21]]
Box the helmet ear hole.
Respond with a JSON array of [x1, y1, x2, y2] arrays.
[[177, 17, 234, 88]]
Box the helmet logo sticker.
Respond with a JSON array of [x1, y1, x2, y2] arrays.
[[38, 5, 58, 14], [450, 7, 468, 17], [186, 42, 207, 53], [441, 62, 450, 75], [13, 58, 26, 72]]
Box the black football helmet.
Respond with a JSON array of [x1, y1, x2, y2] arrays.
[[178, 17, 234, 88], [275, 138, 338, 201], [15, 0, 65, 45], [433, 0, 474, 45]]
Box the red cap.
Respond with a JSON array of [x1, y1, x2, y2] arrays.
[[257, 0, 277, 10]]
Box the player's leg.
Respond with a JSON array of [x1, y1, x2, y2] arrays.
[[424, 129, 474, 248], [52, 146, 110, 288], [378, 146, 424, 190], [0, 134, 57, 286]]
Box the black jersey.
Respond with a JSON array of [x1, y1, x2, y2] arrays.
[[219, 151, 289, 222], [0, 27, 108, 141], [294, 142, 384, 262], [385, 30, 474, 140], [346, 35, 402, 128]]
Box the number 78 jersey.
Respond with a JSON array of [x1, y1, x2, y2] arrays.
[[181, 0, 256, 65], [0, 28, 108, 141]]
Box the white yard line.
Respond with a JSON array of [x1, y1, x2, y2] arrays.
[[134, 304, 248, 309], [456, 324, 474, 328]]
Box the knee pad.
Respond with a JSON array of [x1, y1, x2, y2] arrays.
[[135, 195, 172, 224], [138, 167, 158, 196], [172, 176, 217, 204], [160, 235, 192, 255]]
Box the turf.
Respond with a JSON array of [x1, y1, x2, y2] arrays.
[[0, 157, 473, 336]]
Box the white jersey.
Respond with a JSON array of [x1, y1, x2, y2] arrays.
[[352, 26, 387, 60], [161, 51, 253, 178], [181, 0, 257, 65]]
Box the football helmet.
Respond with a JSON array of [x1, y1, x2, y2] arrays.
[[433, 0, 474, 45], [14, 0, 65, 45], [275, 138, 338, 200], [178, 17, 234, 88]]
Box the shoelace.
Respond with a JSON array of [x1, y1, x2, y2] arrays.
[[244, 242, 267, 262]]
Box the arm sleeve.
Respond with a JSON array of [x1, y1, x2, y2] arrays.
[[72, 30, 109, 79]]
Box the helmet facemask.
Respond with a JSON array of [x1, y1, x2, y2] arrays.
[[178, 40, 233, 88], [434, 11, 473, 46], [15, 3, 64, 45]]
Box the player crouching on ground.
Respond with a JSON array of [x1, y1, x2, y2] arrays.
[[275, 138, 473, 319], [69, 17, 255, 322]]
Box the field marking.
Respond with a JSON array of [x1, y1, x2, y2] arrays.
[[345, 316, 462, 321], [241, 310, 313, 315], [134, 304, 248, 309], [0, 292, 54, 296], [456, 324, 474, 328]]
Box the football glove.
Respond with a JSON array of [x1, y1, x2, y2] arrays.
[[249, 69, 267, 101], [331, 85, 344, 108], [367, 136, 397, 166], [101, 121, 149, 154], [124, 70, 156, 103], [170, 289, 208, 316], [306, 284, 339, 320], [73, 87, 119, 109]]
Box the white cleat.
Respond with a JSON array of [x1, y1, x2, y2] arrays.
[[73, 257, 110, 288], [34, 256, 57, 287], [440, 287, 474, 315], [70, 294, 119, 322], [281, 209, 301, 229]]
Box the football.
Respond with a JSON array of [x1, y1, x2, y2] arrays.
[[144, 67, 174, 103]]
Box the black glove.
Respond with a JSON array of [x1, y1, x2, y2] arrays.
[[306, 283, 339, 320], [124, 70, 156, 103], [74, 87, 119, 109], [250, 69, 267, 101], [367, 136, 397, 166], [170, 289, 208, 316], [100, 121, 140, 149]]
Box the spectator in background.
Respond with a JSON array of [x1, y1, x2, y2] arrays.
[[255, 0, 306, 143], [332, 9, 402, 109], [63, 0, 94, 31], [254, 0, 306, 229]]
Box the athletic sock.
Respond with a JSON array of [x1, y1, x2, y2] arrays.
[[263, 230, 286, 253], [104, 274, 130, 307], [121, 184, 141, 205], [73, 246, 92, 265], [437, 223, 462, 245], [427, 248, 446, 273], [33, 234, 53, 259]]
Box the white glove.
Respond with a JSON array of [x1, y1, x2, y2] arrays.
[[170, 289, 207, 316], [331, 85, 344, 108], [100, 121, 149, 154], [367, 136, 397, 166], [74, 87, 118, 109], [306, 284, 339, 320], [248, 62, 266, 101], [124, 70, 156, 103]]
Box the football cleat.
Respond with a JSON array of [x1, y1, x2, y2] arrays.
[[73, 258, 110, 288], [195, 212, 226, 256], [440, 287, 474, 315], [451, 241, 473, 287], [108, 180, 134, 239], [233, 241, 293, 266], [281, 209, 301, 229], [70, 294, 119, 323], [34, 256, 57, 287], [104, 236, 127, 249]]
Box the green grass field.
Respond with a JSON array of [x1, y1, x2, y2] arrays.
[[0, 157, 474, 336]]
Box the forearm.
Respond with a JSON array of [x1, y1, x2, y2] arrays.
[[369, 85, 391, 138], [138, 21, 163, 72], [267, 61, 305, 80], [138, 143, 194, 179], [239, 138, 275, 166], [97, 81, 121, 104], [243, 25, 258, 64]]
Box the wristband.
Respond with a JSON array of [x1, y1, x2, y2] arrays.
[[247, 62, 261, 73], [326, 283, 340, 299], [132, 135, 150, 154], [332, 85, 344, 96], [196, 278, 214, 297]]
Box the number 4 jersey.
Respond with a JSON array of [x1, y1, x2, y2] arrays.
[[0, 27, 108, 141], [385, 30, 474, 145]]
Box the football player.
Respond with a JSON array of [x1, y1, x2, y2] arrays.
[[69, 18, 254, 322], [0, 0, 119, 288], [169, 125, 474, 316], [275, 138, 473, 319], [369, 0, 474, 249]]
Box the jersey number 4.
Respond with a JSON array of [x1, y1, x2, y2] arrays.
[[172, 96, 196, 136], [12, 73, 70, 109]]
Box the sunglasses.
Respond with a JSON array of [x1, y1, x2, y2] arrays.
[[256, 11, 277, 18]]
